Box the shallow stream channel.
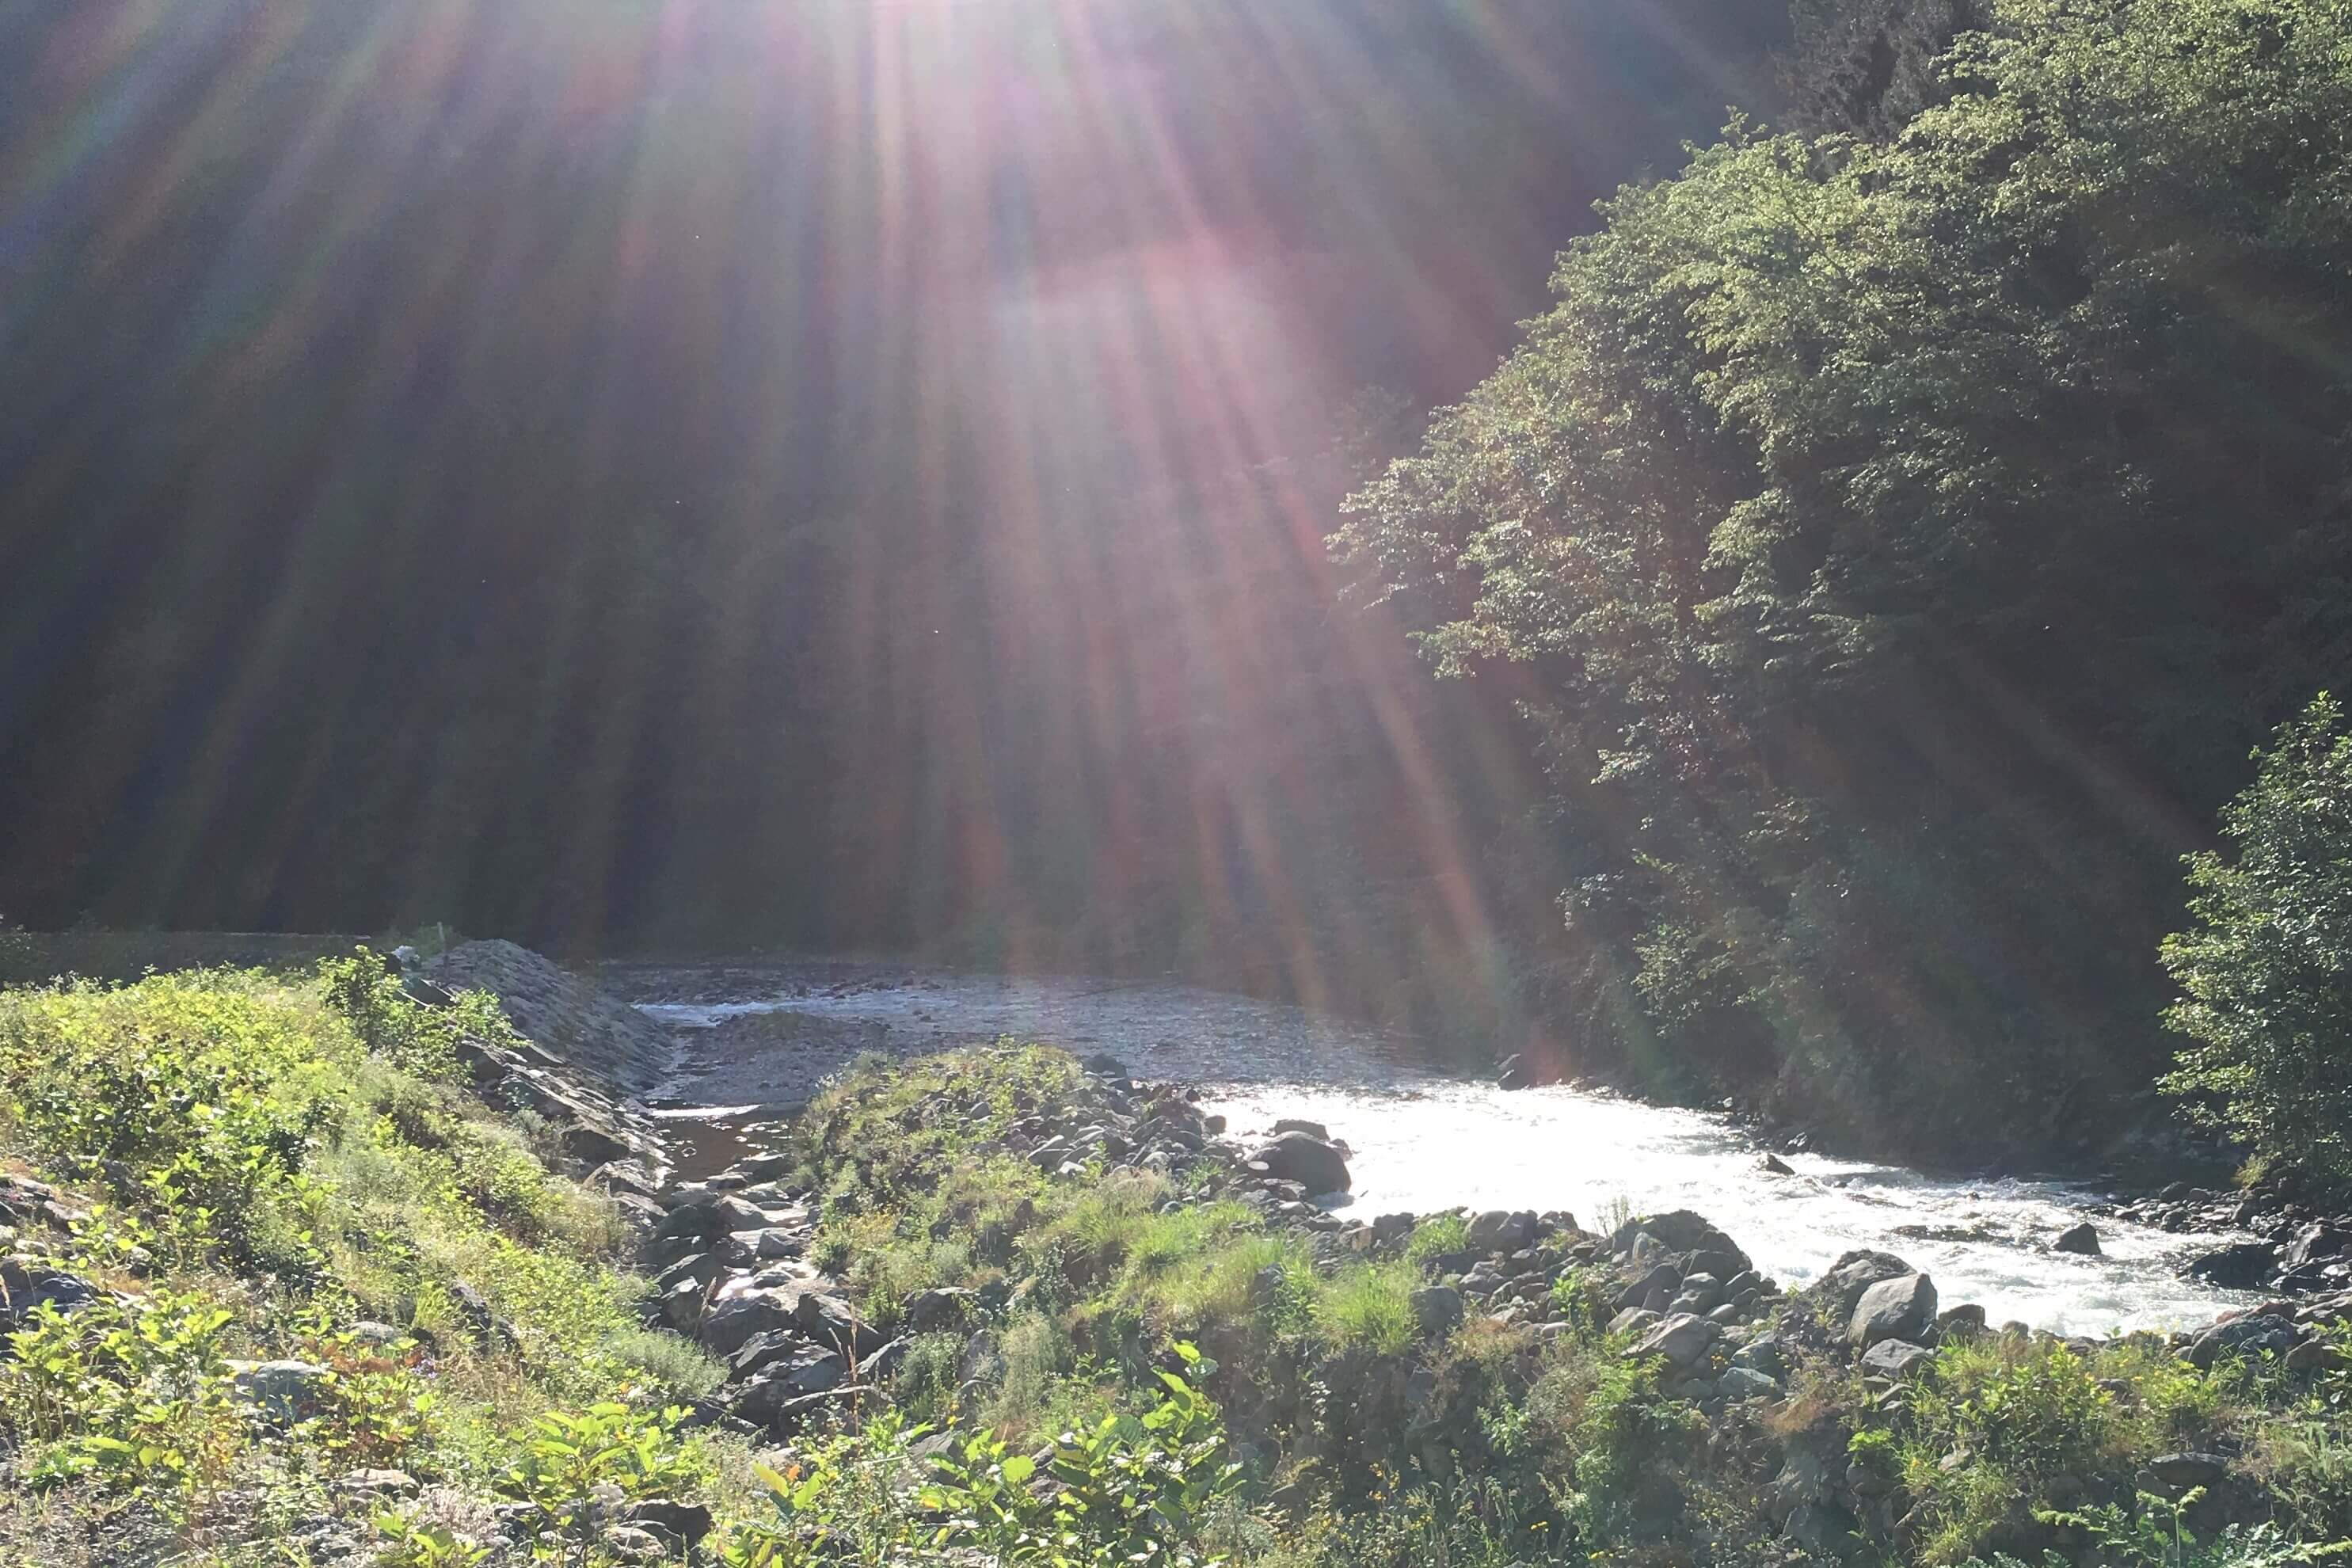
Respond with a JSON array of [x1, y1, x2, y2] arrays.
[[610, 961, 2258, 1336]]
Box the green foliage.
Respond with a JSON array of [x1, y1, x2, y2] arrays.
[[495, 1402, 708, 1558], [0, 1288, 244, 1504], [2163, 694, 2352, 1194], [323, 947, 519, 1084], [1334, 0, 2352, 1158], [922, 1342, 1244, 1567]]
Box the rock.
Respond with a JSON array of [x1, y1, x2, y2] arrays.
[[2287, 1338, 2337, 1373], [0, 1259, 96, 1328], [601, 1524, 667, 1562], [699, 1284, 805, 1355], [2187, 1312, 2299, 1368], [1271, 1118, 1332, 1142], [904, 1287, 975, 1331], [1628, 1311, 1722, 1369], [2053, 1223, 2102, 1257], [2143, 1452, 2229, 1490], [1607, 1212, 1752, 1276], [1730, 1334, 1788, 1380], [337, 1469, 420, 1498], [657, 1277, 707, 1332], [1811, 1250, 1916, 1318], [1410, 1285, 1465, 1339], [1467, 1210, 1536, 1254], [1760, 1153, 1795, 1175], [1860, 1339, 1935, 1379], [1718, 1365, 1782, 1401], [2285, 1222, 2352, 1271], [1613, 1261, 1683, 1312], [795, 1290, 885, 1357], [425, 939, 676, 1092], [1247, 1132, 1351, 1194], [623, 1499, 714, 1547], [1850, 1273, 1938, 1349], [230, 1360, 333, 1424], [1937, 1303, 1989, 1340], [858, 1339, 911, 1381], [2185, 1241, 2277, 1290], [1608, 1307, 1661, 1336]]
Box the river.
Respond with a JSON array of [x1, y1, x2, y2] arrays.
[[621, 962, 2255, 1336]]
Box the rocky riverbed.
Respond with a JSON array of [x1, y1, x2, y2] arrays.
[[598, 957, 2309, 1334]]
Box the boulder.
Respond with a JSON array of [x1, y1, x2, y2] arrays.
[[2053, 1223, 2102, 1257], [1247, 1132, 1351, 1194], [2185, 1241, 2277, 1290], [2285, 1222, 2352, 1272], [1608, 1307, 1661, 1337], [858, 1339, 911, 1381], [699, 1285, 801, 1355], [1850, 1273, 1938, 1349], [1467, 1210, 1536, 1254], [2186, 1312, 2299, 1368], [1614, 1262, 1683, 1312], [1812, 1250, 1916, 1319], [1607, 1212, 1752, 1276], [0, 1259, 96, 1329], [1410, 1285, 1465, 1339], [1860, 1339, 1935, 1380], [1718, 1365, 1782, 1401], [904, 1287, 975, 1331], [1760, 1153, 1795, 1176], [1628, 1311, 1722, 1369], [1271, 1118, 1332, 1142], [230, 1360, 333, 1424], [2143, 1452, 2229, 1490], [1730, 1334, 1787, 1380], [624, 1499, 714, 1547]]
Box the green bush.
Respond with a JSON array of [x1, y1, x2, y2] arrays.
[[2163, 694, 2352, 1195]]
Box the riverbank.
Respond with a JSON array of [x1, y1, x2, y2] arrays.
[[6, 949, 2352, 1564]]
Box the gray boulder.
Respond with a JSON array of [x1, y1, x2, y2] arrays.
[[2187, 1312, 2299, 1368], [1607, 1212, 1752, 1276], [230, 1360, 332, 1424], [1850, 1273, 1938, 1349], [1629, 1311, 1722, 1369], [2185, 1241, 2276, 1290], [2143, 1452, 2229, 1490], [0, 1260, 96, 1329], [1811, 1250, 1916, 1319], [699, 1284, 801, 1355], [1410, 1285, 1466, 1339], [1247, 1132, 1351, 1194], [1860, 1338, 1935, 1380], [2053, 1222, 2102, 1257], [904, 1287, 975, 1331], [1718, 1365, 1782, 1401]]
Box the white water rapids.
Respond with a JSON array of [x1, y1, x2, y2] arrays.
[[631, 966, 2255, 1336]]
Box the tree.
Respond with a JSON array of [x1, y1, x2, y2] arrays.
[[1336, 0, 2352, 1156], [2163, 695, 2352, 1193]]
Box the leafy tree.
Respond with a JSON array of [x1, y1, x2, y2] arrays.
[[1336, 0, 2352, 1155], [2163, 694, 2352, 1193]]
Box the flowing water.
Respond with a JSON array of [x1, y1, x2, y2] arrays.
[[626, 964, 2255, 1336]]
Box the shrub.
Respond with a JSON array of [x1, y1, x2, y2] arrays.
[[2163, 695, 2352, 1196]]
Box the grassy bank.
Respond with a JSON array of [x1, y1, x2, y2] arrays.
[[4, 965, 2352, 1566]]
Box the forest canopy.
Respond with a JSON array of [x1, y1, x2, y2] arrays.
[[1335, 0, 2352, 1157]]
